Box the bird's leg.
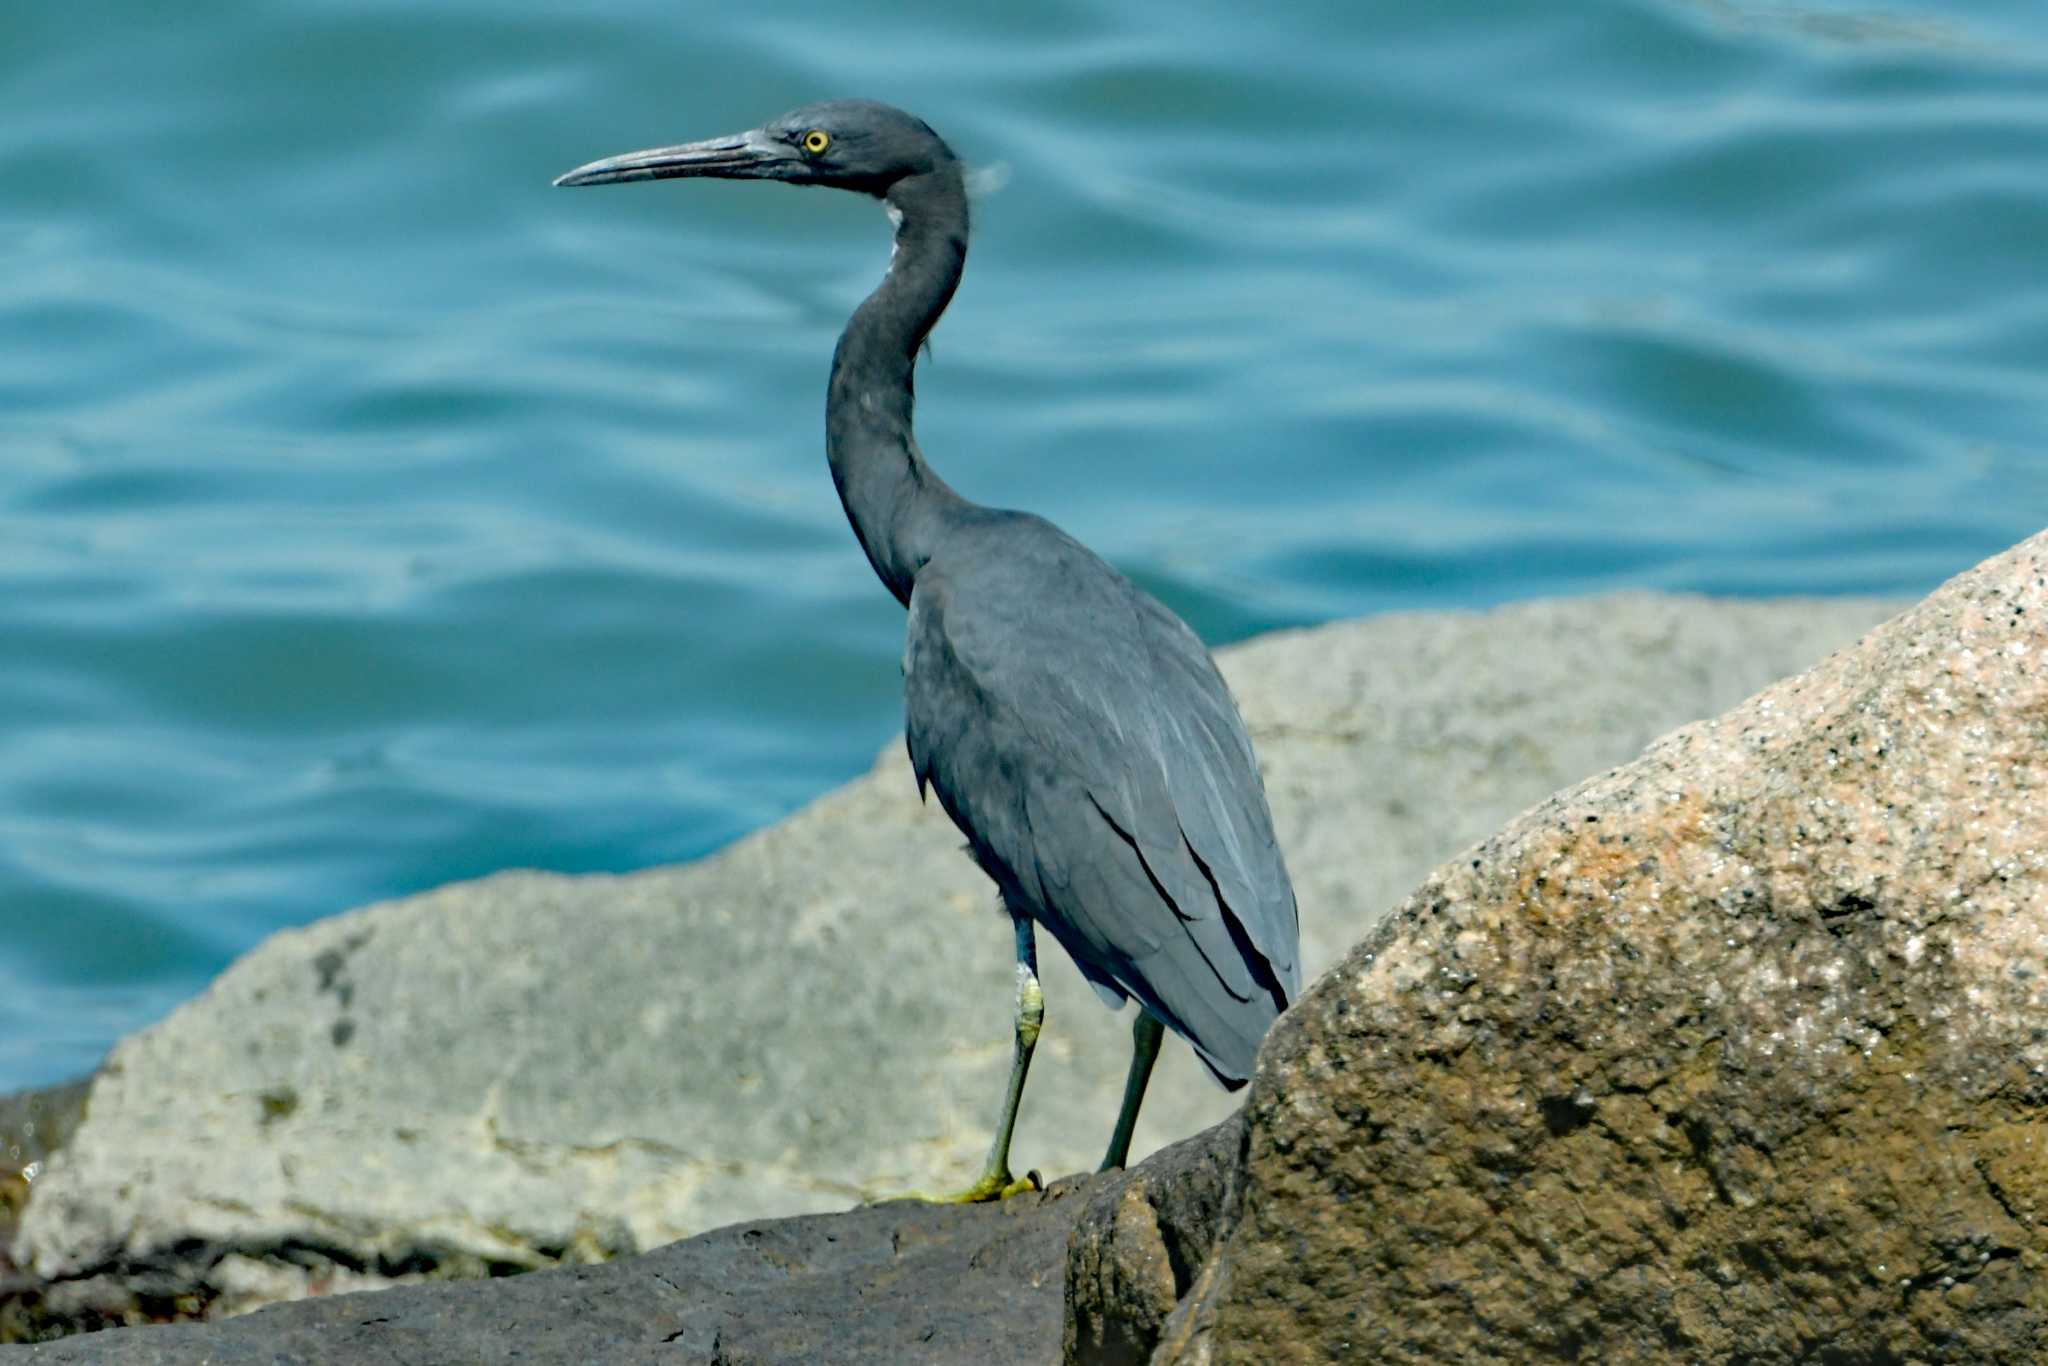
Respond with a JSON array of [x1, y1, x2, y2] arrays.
[[1098, 1010, 1165, 1172], [933, 915, 1043, 1203]]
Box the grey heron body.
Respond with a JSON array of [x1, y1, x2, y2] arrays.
[[557, 101, 1300, 1197]]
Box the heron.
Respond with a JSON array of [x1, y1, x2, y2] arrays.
[[555, 100, 1299, 1201]]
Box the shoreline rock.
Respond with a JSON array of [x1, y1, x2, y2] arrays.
[[1146, 532, 2048, 1362], [12, 1175, 1083, 1364], [3, 591, 1897, 1342], [0, 1081, 90, 1345]]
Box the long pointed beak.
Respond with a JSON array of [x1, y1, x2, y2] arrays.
[[553, 129, 791, 188]]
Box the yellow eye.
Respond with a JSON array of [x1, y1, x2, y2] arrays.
[[802, 130, 831, 155]]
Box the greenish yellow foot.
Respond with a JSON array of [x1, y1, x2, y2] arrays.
[[914, 1167, 1042, 1203]]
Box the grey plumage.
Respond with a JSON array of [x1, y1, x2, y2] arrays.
[[905, 512, 1297, 1083], [557, 99, 1299, 1183]]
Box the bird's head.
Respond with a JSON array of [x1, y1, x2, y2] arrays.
[[553, 100, 958, 198]]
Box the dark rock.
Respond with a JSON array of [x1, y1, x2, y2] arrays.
[[1155, 532, 2048, 1363], [1, 1080, 92, 1345], [1063, 1116, 1241, 1365], [0, 1081, 89, 1229], [7, 1178, 1098, 1365]]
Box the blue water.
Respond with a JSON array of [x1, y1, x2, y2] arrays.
[[2, 0, 2044, 1091]]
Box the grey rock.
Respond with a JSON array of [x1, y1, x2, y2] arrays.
[[1156, 534, 2048, 1363], [6, 1178, 1096, 1365], [9, 593, 1894, 1328]]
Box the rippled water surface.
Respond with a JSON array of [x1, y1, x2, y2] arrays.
[[3, 0, 2045, 1088]]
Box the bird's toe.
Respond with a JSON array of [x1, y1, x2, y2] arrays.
[[911, 1166, 1043, 1204]]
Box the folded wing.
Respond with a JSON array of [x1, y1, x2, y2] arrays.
[[904, 515, 1299, 1085]]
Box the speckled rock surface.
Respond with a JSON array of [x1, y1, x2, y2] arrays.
[[5, 592, 1894, 1335], [1162, 533, 2048, 1364]]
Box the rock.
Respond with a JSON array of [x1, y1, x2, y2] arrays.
[[6, 1176, 1096, 1365], [0, 1081, 86, 1238], [0, 1081, 90, 1344], [1063, 1116, 1241, 1366], [6, 593, 1894, 1332], [1157, 533, 2048, 1363]]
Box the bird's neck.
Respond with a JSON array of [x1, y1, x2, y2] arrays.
[[826, 167, 972, 607]]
